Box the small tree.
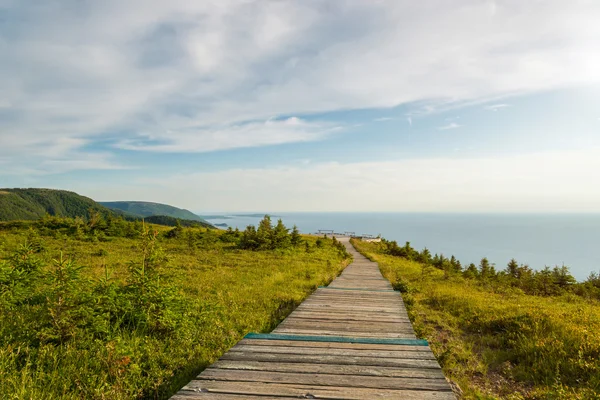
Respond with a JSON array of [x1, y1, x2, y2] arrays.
[[450, 255, 462, 273], [536, 266, 554, 296], [506, 258, 519, 279], [290, 225, 302, 247], [239, 225, 259, 250], [39, 254, 89, 344], [552, 265, 576, 290], [418, 248, 432, 264], [479, 257, 491, 279], [463, 263, 479, 279], [220, 227, 240, 244], [256, 215, 273, 250], [271, 219, 290, 249]]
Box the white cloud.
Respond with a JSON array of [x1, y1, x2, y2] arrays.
[[374, 117, 394, 122], [485, 103, 510, 111], [1, 0, 600, 169], [438, 122, 462, 130], [115, 117, 339, 153], [81, 148, 600, 212], [407, 117, 412, 126], [2, 152, 129, 176]]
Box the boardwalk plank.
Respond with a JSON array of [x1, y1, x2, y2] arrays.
[[219, 352, 441, 369], [238, 339, 430, 352], [229, 345, 436, 359], [210, 360, 445, 379], [180, 381, 456, 399], [198, 369, 451, 391]]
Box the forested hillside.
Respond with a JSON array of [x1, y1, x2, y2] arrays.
[[144, 215, 213, 228], [100, 201, 206, 222], [0, 189, 118, 221]]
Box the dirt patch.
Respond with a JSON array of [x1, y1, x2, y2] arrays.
[[0, 191, 10, 195]]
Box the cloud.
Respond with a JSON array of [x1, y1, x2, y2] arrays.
[[2, 152, 129, 176], [1, 0, 600, 171], [115, 117, 340, 153], [79, 148, 600, 212], [485, 103, 510, 111], [374, 117, 394, 122], [438, 122, 462, 130], [407, 117, 412, 126]]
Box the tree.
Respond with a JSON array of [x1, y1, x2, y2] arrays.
[[432, 254, 442, 269], [586, 271, 600, 289], [239, 225, 259, 250], [536, 266, 554, 296], [290, 225, 302, 247], [464, 263, 479, 279], [418, 248, 432, 264], [450, 255, 462, 273], [271, 219, 290, 249], [552, 265, 576, 290], [403, 242, 417, 260], [506, 258, 519, 279], [256, 215, 273, 250], [87, 208, 105, 232], [479, 257, 491, 279], [165, 219, 183, 239], [220, 227, 239, 243]]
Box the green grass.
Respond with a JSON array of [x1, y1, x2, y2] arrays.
[[351, 239, 600, 400], [0, 223, 350, 399]]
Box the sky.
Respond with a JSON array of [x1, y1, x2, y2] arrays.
[[1, 0, 599, 212]]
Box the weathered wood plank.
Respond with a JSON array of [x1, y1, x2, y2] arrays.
[[228, 345, 435, 360], [219, 352, 441, 369], [273, 328, 416, 338], [180, 381, 456, 400], [239, 338, 430, 352], [278, 320, 413, 329], [210, 360, 445, 379], [171, 394, 284, 399], [199, 369, 451, 391], [287, 315, 410, 323], [275, 323, 414, 334]]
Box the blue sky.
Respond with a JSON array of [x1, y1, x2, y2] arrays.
[[1, 0, 599, 212]]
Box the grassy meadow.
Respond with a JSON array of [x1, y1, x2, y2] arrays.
[[351, 239, 600, 399], [0, 216, 350, 399]]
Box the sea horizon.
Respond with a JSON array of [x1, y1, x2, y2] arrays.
[[197, 211, 600, 282]]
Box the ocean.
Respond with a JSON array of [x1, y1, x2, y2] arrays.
[[199, 212, 600, 281]]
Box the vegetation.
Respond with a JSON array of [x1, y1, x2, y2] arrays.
[[0, 189, 121, 222], [352, 238, 600, 399], [0, 215, 350, 399], [144, 215, 213, 229], [380, 238, 600, 299], [0, 188, 214, 230], [99, 201, 209, 224]]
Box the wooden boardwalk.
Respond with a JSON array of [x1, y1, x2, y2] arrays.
[[172, 238, 455, 399]]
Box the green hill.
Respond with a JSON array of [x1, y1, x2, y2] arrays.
[[0, 189, 213, 229], [100, 201, 208, 223], [144, 215, 213, 228], [0, 188, 119, 221]]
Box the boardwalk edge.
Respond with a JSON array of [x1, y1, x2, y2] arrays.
[[245, 332, 429, 346]]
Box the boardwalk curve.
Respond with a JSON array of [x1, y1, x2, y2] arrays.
[[172, 237, 455, 399]]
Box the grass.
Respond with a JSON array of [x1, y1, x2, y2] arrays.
[[0, 223, 350, 399], [351, 239, 600, 400]]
